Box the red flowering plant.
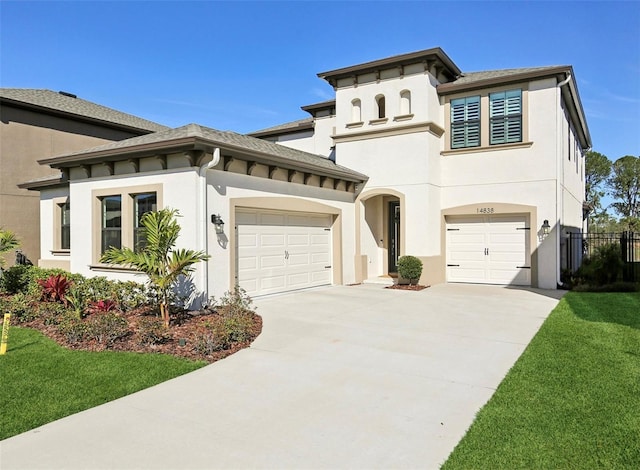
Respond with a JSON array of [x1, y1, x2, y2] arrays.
[[37, 274, 72, 305]]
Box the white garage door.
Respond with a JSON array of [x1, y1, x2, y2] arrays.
[[446, 215, 531, 286], [236, 210, 333, 296]]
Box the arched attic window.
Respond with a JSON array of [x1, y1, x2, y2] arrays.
[[351, 98, 362, 122], [375, 94, 386, 119], [400, 90, 411, 115]]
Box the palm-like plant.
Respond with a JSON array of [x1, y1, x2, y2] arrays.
[[100, 208, 209, 327], [0, 229, 20, 268]]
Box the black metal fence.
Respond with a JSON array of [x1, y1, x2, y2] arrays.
[[565, 232, 640, 282]]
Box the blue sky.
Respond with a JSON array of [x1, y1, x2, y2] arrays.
[[1, 1, 639, 161]]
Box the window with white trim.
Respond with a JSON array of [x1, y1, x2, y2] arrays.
[[489, 89, 522, 145], [451, 95, 480, 148]]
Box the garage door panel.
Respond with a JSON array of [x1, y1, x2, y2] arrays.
[[260, 254, 286, 269], [238, 233, 258, 248], [287, 253, 310, 266], [260, 234, 286, 247]]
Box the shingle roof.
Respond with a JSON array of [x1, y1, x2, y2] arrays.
[[455, 66, 566, 84], [0, 88, 169, 133], [247, 117, 314, 137], [40, 123, 368, 183], [438, 65, 570, 94]]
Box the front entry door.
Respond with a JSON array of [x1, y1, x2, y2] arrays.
[[388, 201, 400, 273]]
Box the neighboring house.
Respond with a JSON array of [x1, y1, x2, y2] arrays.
[[0, 88, 168, 266], [28, 47, 590, 304]]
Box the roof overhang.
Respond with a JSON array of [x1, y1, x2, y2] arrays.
[[317, 47, 461, 87], [18, 174, 67, 191], [248, 119, 314, 138], [39, 133, 368, 184]]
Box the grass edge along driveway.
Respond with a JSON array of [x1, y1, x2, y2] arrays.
[[442, 291, 640, 469], [1, 326, 205, 440]]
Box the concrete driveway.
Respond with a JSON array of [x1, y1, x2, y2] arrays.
[[1, 283, 562, 469]]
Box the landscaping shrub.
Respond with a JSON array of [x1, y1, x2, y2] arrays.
[[0, 292, 38, 322], [137, 317, 171, 346], [87, 299, 118, 315], [37, 274, 72, 304], [57, 311, 88, 344], [193, 287, 258, 355], [0, 264, 31, 294], [574, 243, 624, 286], [397, 255, 423, 284], [85, 312, 129, 347]]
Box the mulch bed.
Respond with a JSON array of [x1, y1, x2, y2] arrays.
[[385, 284, 430, 291], [15, 306, 262, 364]]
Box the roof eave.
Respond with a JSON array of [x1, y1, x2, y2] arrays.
[[18, 176, 67, 191], [318, 47, 461, 85], [40, 134, 368, 183], [437, 66, 572, 95]]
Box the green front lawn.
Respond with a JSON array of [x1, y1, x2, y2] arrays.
[[442, 291, 640, 469], [0, 327, 205, 440]]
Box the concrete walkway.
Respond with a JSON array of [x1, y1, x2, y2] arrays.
[[1, 284, 563, 469]]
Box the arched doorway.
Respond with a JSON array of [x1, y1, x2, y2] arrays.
[[355, 189, 405, 282]]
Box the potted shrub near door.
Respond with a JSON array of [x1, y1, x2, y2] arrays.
[[397, 255, 423, 285]]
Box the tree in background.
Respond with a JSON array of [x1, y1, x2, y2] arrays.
[[585, 151, 611, 228], [101, 208, 209, 327], [0, 229, 20, 268], [607, 155, 640, 231]]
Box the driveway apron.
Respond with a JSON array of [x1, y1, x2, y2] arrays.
[[1, 284, 562, 469]]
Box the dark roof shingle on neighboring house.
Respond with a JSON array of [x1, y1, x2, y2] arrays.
[[248, 117, 314, 138], [0, 88, 169, 133], [40, 123, 368, 183]]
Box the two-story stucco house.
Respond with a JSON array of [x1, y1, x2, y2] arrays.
[[1, 89, 168, 266], [29, 47, 590, 304]]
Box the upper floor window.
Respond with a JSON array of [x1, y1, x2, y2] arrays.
[[133, 192, 157, 251], [60, 201, 70, 250], [489, 89, 522, 145], [351, 98, 362, 122], [451, 96, 480, 148], [400, 90, 411, 115], [375, 95, 386, 119], [101, 195, 122, 254]]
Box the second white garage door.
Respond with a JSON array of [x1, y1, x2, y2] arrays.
[[446, 215, 531, 286], [236, 210, 333, 296]]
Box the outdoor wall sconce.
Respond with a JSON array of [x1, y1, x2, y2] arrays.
[[541, 219, 551, 238], [211, 214, 225, 234]]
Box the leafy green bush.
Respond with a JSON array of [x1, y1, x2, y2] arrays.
[[0, 266, 83, 296], [397, 255, 423, 284], [0, 292, 38, 322], [57, 311, 88, 344], [137, 317, 171, 346], [575, 243, 624, 286], [85, 312, 130, 347]]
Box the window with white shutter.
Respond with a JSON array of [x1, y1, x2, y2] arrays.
[[489, 89, 522, 145], [451, 96, 480, 148]]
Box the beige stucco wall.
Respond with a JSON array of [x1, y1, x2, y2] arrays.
[[0, 105, 142, 266]]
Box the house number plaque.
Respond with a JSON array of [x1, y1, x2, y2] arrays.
[[476, 207, 495, 214]]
